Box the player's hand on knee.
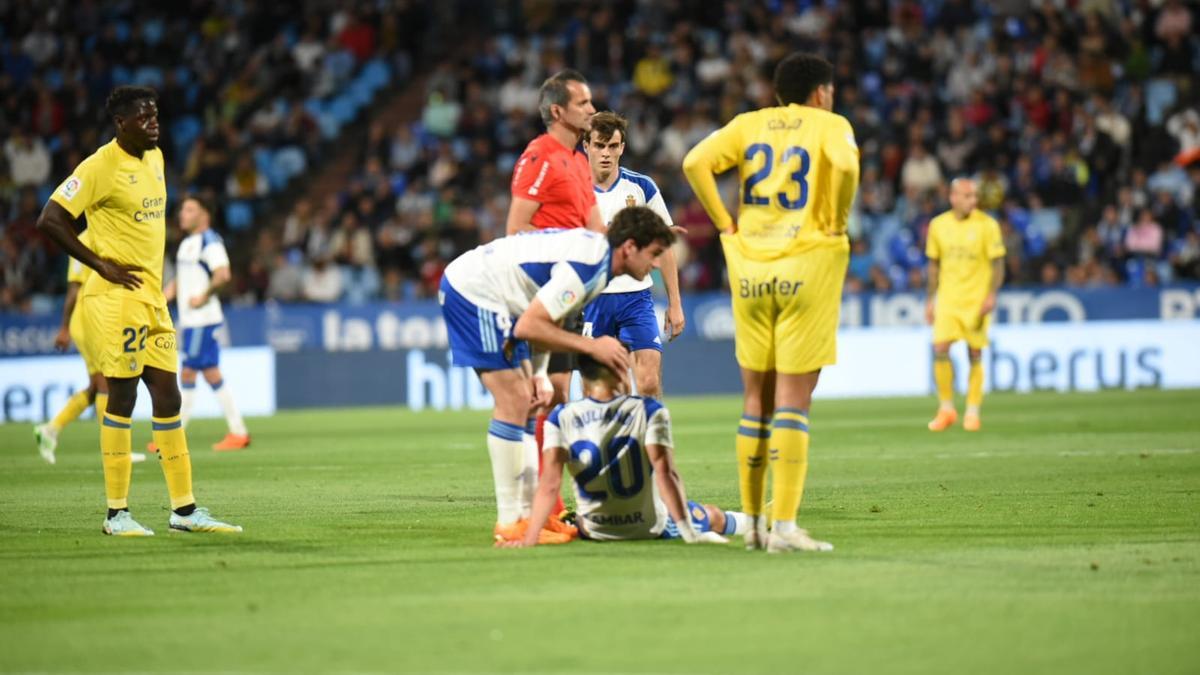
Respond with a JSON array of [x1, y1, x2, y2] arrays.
[[530, 374, 553, 408], [589, 336, 630, 386], [97, 259, 143, 290]]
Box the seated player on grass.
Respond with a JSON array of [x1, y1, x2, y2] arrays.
[[504, 353, 750, 546]]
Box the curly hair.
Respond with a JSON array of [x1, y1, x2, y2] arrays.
[[773, 52, 834, 106], [105, 85, 158, 119]]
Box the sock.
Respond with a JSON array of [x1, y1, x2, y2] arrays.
[[535, 413, 566, 514], [768, 408, 810, 526], [736, 413, 771, 516], [94, 393, 108, 426], [180, 381, 196, 429], [722, 510, 751, 536], [213, 379, 248, 436], [100, 413, 133, 510], [934, 354, 955, 408], [966, 359, 984, 412], [50, 390, 91, 432], [153, 415, 195, 510], [487, 419, 525, 526], [519, 417, 539, 517], [107, 508, 127, 519]]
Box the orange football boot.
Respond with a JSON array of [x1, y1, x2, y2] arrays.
[[493, 519, 573, 545], [927, 408, 958, 432], [213, 433, 251, 451], [963, 413, 981, 432]]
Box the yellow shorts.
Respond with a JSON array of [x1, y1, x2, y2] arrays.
[[68, 307, 100, 375], [932, 308, 991, 349], [79, 293, 177, 378], [721, 234, 849, 374]]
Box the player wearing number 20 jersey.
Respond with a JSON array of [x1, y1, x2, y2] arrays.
[[683, 53, 858, 553]]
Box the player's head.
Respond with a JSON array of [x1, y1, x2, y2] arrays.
[[179, 193, 214, 233], [949, 177, 978, 217], [586, 111, 627, 183], [539, 69, 595, 135], [607, 205, 676, 282], [106, 86, 160, 151], [578, 350, 627, 393], [773, 52, 835, 111]]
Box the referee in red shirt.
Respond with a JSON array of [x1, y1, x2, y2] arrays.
[[506, 69, 609, 519]]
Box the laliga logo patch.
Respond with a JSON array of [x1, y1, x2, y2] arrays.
[[560, 290, 577, 305], [59, 176, 82, 200]]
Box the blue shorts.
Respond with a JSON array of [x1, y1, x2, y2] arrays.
[[661, 501, 714, 539], [582, 289, 662, 352], [440, 277, 528, 371], [180, 324, 220, 371]]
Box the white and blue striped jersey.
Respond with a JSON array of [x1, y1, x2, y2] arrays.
[[594, 167, 673, 294], [544, 395, 673, 540], [175, 229, 229, 328], [442, 228, 611, 322]]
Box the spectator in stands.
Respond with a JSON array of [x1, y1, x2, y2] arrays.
[[4, 129, 50, 187], [901, 144, 943, 196], [302, 257, 343, 303], [1125, 209, 1165, 259]]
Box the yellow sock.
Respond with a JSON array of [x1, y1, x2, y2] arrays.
[[153, 415, 194, 510], [934, 354, 955, 406], [736, 414, 770, 516], [94, 393, 108, 425], [769, 408, 810, 524], [966, 359, 984, 410], [51, 390, 91, 432], [100, 413, 133, 510]]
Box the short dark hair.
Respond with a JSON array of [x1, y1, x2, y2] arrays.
[[773, 52, 834, 106], [105, 86, 158, 119], [588, 111, 628, 145], [181, 192, 215, 218], [578, 349, 627, 383], [538, 69, 587, 127], [606, 205, 676, 250]]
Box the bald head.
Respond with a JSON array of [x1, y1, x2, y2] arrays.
[[949, 178, 978, 218]]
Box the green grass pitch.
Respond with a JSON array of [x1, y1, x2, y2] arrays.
[[1, 389, 1198, 674]]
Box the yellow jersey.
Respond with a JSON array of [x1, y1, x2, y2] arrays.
[[50, 139, 168, 306], [925, 209, 1006, 313], [66, 228, 95, 286], [682, 103, 860, 261]]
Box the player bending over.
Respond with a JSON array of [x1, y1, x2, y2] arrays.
[[506, 353, 748, 547], [439, 206, 675, 545]]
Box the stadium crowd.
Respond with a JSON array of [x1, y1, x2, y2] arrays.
[[3, 1, 1200, 310]]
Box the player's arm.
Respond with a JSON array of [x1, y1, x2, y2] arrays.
[[980, 220, 1007, 318], [681, 123, 742, 233], [38, 199, 142, 290], [646, 443, 726, 544], [54, 281, 81, 351], [505, 196, 542, 235], [647, 192, 684, 339], [585, 203, 605, 233], [924, 221, 941, 325], [517, 446, 568, 547], [925, 259, 939, 325], [190, 265, 231, 308], [825, 117, 862, 230]]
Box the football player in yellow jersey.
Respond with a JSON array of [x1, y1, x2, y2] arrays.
[[34, 228, 145, 466], [36, 86, 240, 536], [924, 178, 1006, 432], [682, 53, 859, 553]]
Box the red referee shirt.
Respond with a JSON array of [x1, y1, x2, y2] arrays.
[[510, 133, 596, 230]]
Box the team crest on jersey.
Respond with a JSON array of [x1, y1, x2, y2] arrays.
[[59, 176, 82, 200], [128, 357, 138, 372], [625, 194, 636, 208], [691, 504, 706, 521], [128, 174, 137, 184]]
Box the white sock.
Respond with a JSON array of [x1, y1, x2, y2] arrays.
[[773, 520, 797, 536], [520, 418, 539, 518], [726, 511, 752, 536], [966, 404, 980, 417], [213, 380, 247, 435], [180, 384, 196, 429], [487, 420, 525, 525]]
